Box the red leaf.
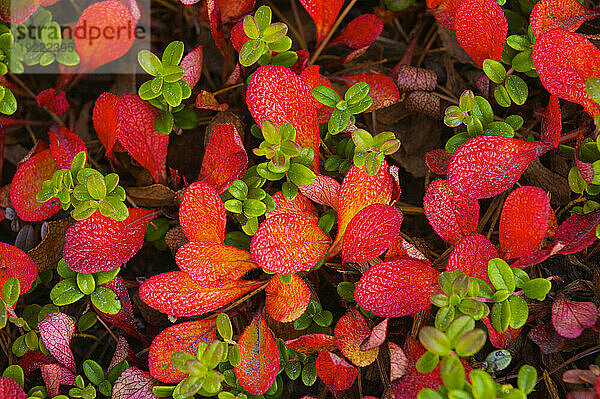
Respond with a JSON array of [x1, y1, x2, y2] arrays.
[[499, 186, 552, 260], [266, 191, 319, 223], [92, 92, 119, 160], [246, 65, 320, 172], [528, 324, 565, 354], [329, 14, 383, 49], [0, 377, 26, 399], [533, 29, 600, 118], [355, 259, 441, 317], [552, 294, 599, 338], [285, 334, 337, 354], [109, 336, 130, 372], [0, 243, 37, 300], [235, 312, 280, 395], [331, 162, 394, 256], [10, 149, 60, 221], [385, 236, 430, 263], [37, 89, 69, 114], [334, 309, 379, 367], [298, 174, 340, 211], [198, 123, 247, 193], [116, 95, 166, 184], [340, 74, 400, 111], [63, 208, 157, 273], [423, 179, 479, 245], [41, 363, 61, 397], [447, 136, 548, 199], [179, 181, 226, 243], [68, 1, 136, 74], [230, 21, 249, 52], [447, 234, 498, 282], [112, 367, 159, 399], [139, 271, 263, 317], [554, 210, 600, 254], [299, 0, 344, 45], [299, 65, 336, 124], [148, 319, 217, 383], [315, 350, 358, 392], [538, 95, 562, 148], [481, 316, 522, 349], [180, 45, 203, 90], [38, 312, 76, 373], [342, 204, 403, 263], [265, 274, 311, 323], [176, 242, 256, 287], [250, 214, 330, 274], [510, 246, 554, 269], [392, 337, 442, 396], [425, 149, 452, 175], [530, 0, 600, 37], [199, 0, 255, 23], [360, 318, 388, 351], [454, 0, 507, 66], [207, 0, 229, 59], [388, 341, 408, 381], [427, 0, 462, 28], [195, 90, 229, 111], [48, 126, 87, 169]]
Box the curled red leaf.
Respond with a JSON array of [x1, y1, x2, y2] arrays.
[[179, 181, 226, 243], [335, 309, 379, 367], [265, 274, 311, 323], [553, 210, 600, 255], [297, 174, 340, 211], [315, 350, 358, 392], [38, 312, 76, 373], [37, 89, 69, 114], [92, 92, 119, 160], [447, 234, 498, 282], [360, 318, 388, 351], [329, 14, 383, 49], [530, 0, 600, 37], [285, 334, 337, 354], [385, 236, 429, 263], [388, 341, 408, 381], [552, 294, 599, 338]]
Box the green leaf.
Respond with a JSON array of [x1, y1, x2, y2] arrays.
[[0, 301, 6, 329], [90, 286, 122, 315], [455, 328, 486, 357], [228, 180, 248, 200], [347, 95, 373, 114], [2, 364, 24, 388], [517, 365, 537, 394], [301, 361, 318, 386], [512, 50, 534, 73], [271, 50, 297, 67], [56, 40, 80, 66], [95, 267, 120, 286], [345, 82, 370, 104], [504, 75, 528, 105], [417, 389, 444, 399], [77, 312, 97, 332], [492, 289, 511, 303], [161, 81, 183, 107], [86, 174, 106, 200], [243, 15, 260, 39], [268, 36, 292, 52], [216, 313, 233, 341], [162, 41, 184, 66], [488, 258, 515, 293], [0, 88, 17, 115], [459, 90, 475, 111], [313, 310, 333, 327], [505, 114, 524, 131], [312, 86, 340, 108], [2, 277, 20, 306], [262, 22, 288, 43], [485, 349, 512, 373], [293, 312, 312, 330], [239, 39, 267, 67], [586, 77, 600, 105], [490, 301, 511, 333], [162, 65, 185, 83], [486, 121, 515, 137], [254, 5, 272, 31], [569, 166, 587, 194], [521, 278, 551, 301], [445, 315, 475, 347], [336, 282, 355, 302], [224, 199, 243, 214], [493, 85, 511, 108], [466, 116, 484, 135], [415, 351, 439, 373], [76, 273, 96, 296], [243, 198, 266, 218], [83, 360, 105, 385], [71, 200, 98, 221], [138, 49, 163, 76], [472, 96, 494, 126], [470, 369, 497, 399], [445, 132, 472, 154], [153, 111, 174, 135], [50, 279, 85, 306], [482, 59, 507, 84], [418, 326, 451, 356], [351, 129, 373, 150], [282, 181, 298, 200], [440, 355, 465, 390], [24, 331, 38, 351], [434, 306, 455, 332], [287, 163, 316, 186], [329, 108, 350, 134], [242, 216, 259, 236], [507, 35, 531, 51], [508, 295, 528, 329], [151, 77, 164, 94]]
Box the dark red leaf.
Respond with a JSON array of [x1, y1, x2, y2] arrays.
[[286, 335, 336, 354], [48, 126, 87, 169], [553, 210, 600, 254], [92, 92, 119, 160], [299, 0, 344, 45], [207, 0, 229, 59], [230, 21, 249, 52], [447, 234, 498, 282], [37, 88, 69, 114], [329, 14, 383, 49], [538, 95, 562, 148], [38, 312, 76, 373], [530, 0, 600, 37], [179, 181, 226, 243], [315, 350, 358, 392], [426, 149, 452, 175], [426, 0, 462, 29], [0, 377, 26, 399], [528, 324, 565, 354], [552, 294, 599, 338], [180, 45, 203, 90]]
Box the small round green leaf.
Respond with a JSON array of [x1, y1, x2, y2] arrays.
[[90, 286, 122, 315], [482, 59, 507, 84]]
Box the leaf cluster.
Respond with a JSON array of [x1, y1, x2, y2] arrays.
[[313, 82, 373, 135]]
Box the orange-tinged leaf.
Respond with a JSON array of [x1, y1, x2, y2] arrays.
[[427, 0, 462, 29], [198, 123, 247, 193], [342, 204, 403, 263], [63, 209, 157, 273], [0, 0, 41, 24], [298, 174, 340, 211], [299, 65, 336, 124], [139, 271, 263, 317], [454, 0, 507, 66], [499, 186, 552, 260], [538, 95, 562, 148], [250, 214, 330, 274], [10, 149, 60, 222], [533, 29, 600, 118], [148, 319, 217, 383], [361, 318, 388, 351], [265, 274, 311, 322], [176, 242, 256, 287], [316, 350, 358, 392], [331, 162, 394, 256], [423, 179, 479, 245], [246, 65, 320, 172], [179, 181, 226, 243], [235, 312, 279, 395], [195, 90, 229, 111], [334, 309, 379, 367], [385, 236, 430, 263], [341, 74, 400, 111], [447, 234, 498, 282], [447, 136, 548, 199], [0, 242, 37, 300], [48, 126, 87, 169], [530, 0, 600, 37], [299, 0, 344, 45], [285, 334, 337, 354], [265, 191, 319, 223], [329, 14, 383, 50], [355, 259, 441, 317]]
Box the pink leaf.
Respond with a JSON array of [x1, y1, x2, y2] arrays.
[[528, 324, 565, 354], [48, 126, 87, 169], [538, 95, 562, 148], [112, 367, 159, 399], [454, 0, 507, 66], [315, 350, 358, 392], [447, 234, 498, 282], [38, 312, 76, 373], [552, 294, 599, 338], [0, 377, 26, 399], [179, 181, 226, 243], [423, 179, 479, 245], [41, 363, 61, 398], [360, 318, 388, 351], [388, 341, 408, 381], [447, 136, 548, 199], [553, 210, 600, 255], [329, 14, 383, 49], [297, 174, 340, 211], [180, 46, 203, 90], [342, 204, 403, 263], [37, 89, 69, 114], [198, 123, 247, 193], [299, 0, 344, 45], [63, 208, 157, 273]]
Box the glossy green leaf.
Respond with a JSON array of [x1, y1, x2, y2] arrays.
[[488, 258, 515, 293], [138, 50, 163, 76], [490, 301, 511, 333], [90, 286, 121, 315], [504, 75, 528, 105], [521, 278, 551, 301], [482, 59, 507, 84]]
